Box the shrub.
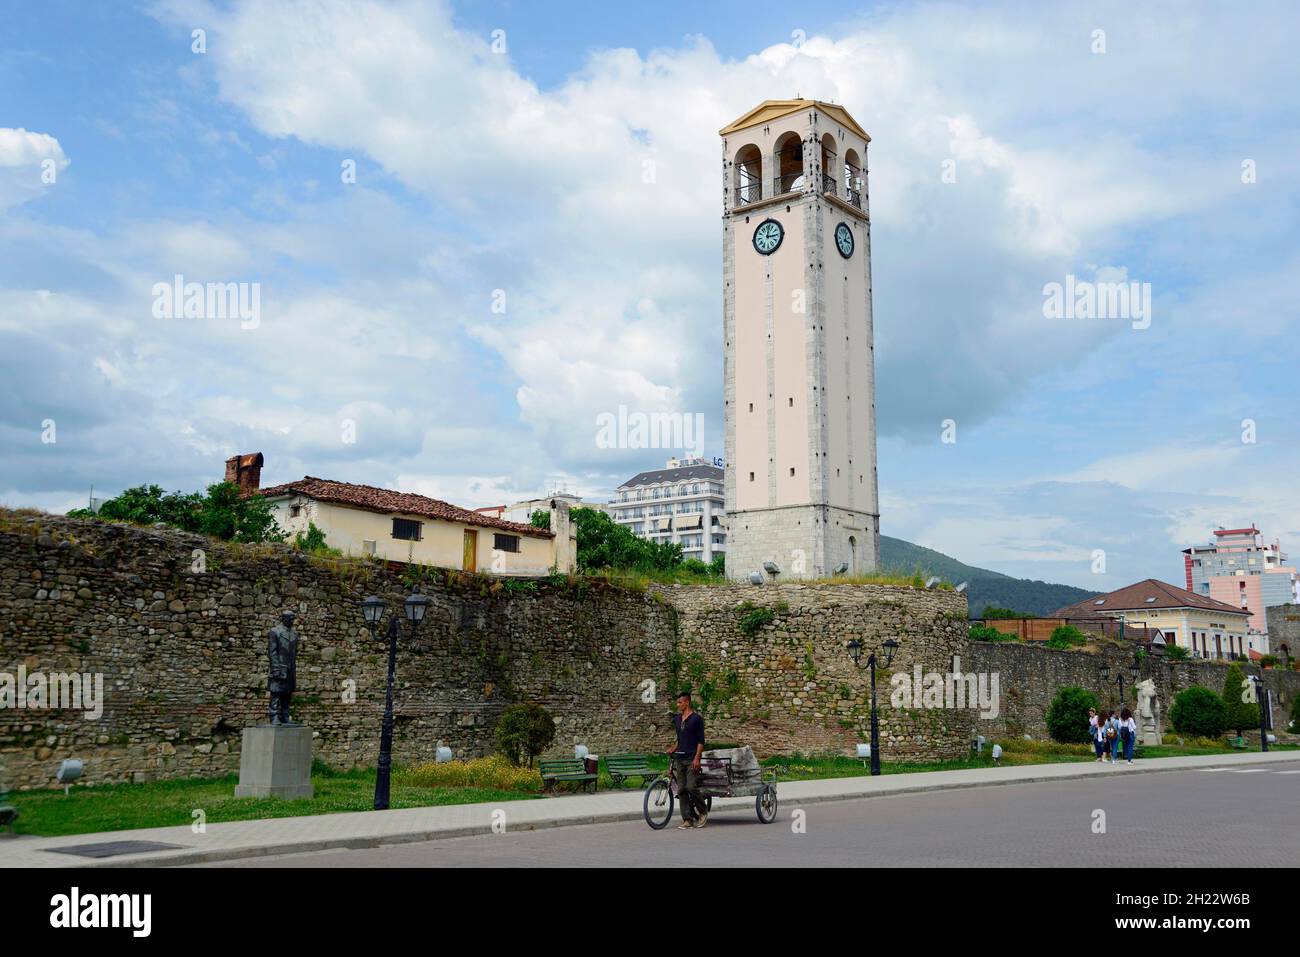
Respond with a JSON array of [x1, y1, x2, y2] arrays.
[[293, 521, 341, 556], [1221, 663, 1260, 735], [737, 602, 775, 636], [494, 702, 556, 767], [969, 623, 1015, 642], [1046, 625, 1088, 649], [1170, 686, 1227, 738], [1291, 695, 1300, 731], [1164, 644, 1189, 661], [1046, 686, 1100, 743], [395, 755, 542, 792]]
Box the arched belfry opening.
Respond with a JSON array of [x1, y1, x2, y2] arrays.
[[820, 133, 838, 196], [844, 147, 863, 209], [734, 143, 762, 207], [774, 131, 804, 194]]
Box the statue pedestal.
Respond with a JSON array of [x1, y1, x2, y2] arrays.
[[235, 725, 314, 799]]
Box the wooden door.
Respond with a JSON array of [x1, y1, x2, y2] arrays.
[[463, 529, 478, 571]]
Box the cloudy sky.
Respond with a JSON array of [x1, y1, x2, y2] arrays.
[[2, 0, 1297, 591]]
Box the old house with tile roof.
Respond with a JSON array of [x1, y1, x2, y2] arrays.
[[1054, 578, 1253, 660], [229, 454, 576, 574]]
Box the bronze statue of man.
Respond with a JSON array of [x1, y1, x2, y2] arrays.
[[267, 610, 301, 726]]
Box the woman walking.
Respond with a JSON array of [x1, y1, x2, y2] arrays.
[[1088, 708, 1103, 761], [1120, 707, 1137, 764], [1094, 709, 1111, 762], [1106, 711, 1121, 762]]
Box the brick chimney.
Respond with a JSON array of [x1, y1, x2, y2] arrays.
[[224, 452, 264, 495]]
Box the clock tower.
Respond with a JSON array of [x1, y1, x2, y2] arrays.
[[721, 99, 880, 581]]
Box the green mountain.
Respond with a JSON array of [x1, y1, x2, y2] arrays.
[[879, 535, 1099, 618]]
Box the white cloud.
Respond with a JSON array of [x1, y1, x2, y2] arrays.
[[0, 127, 68, 210]]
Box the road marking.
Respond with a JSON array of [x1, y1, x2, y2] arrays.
[[1273, 770, 1300, 775], [1226, 769, 1270, 773]]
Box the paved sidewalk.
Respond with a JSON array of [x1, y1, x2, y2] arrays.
[[3, 749, 1297, 868]]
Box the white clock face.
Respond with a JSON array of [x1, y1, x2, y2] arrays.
[[753, 219, 784, 255], [835, 222, 854, 258]]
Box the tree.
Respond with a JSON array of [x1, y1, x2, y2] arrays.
[[72, 481, 283, 544], [494, 702, 557, 767], [1169, 686, 1227, 738], [197, 481, 283, 543], [530, 507, 682, 573], [980, 605, 1032, 619], [72, 484, 204, 530], [1046, 686, 1100, 743], [1221, 663, 1259, 736]]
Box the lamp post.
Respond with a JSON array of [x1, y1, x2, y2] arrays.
[[360, 589, 430, 810], [847, 637, 899, 776], [1247, 675, 1270, 753], [1100, 655, 1141, 710]]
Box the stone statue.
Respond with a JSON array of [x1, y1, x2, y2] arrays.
[[266, 611, 301, 726], [1135, 678, 1162, 746]]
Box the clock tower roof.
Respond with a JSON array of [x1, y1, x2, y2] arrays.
[[719, 98, 870, 142]]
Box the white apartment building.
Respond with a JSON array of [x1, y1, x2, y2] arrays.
[[609, 457, 726, 563]]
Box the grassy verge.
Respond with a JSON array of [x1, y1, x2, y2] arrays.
[[9, 763, 540, 838]]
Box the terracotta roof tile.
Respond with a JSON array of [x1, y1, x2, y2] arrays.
[[259, 477, 552, 538], [1053, 578, 1248, 618]]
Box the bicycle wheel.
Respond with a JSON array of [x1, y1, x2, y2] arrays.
[[644, 777, 674, 829], [755, 784, 778, 823]]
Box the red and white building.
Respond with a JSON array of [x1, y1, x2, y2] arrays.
[[1183, 525, 1300, 655]]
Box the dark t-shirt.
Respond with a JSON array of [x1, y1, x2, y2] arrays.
[[673, 711, 705, 763]]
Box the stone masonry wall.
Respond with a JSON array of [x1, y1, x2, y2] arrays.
[[662, 582, 975, 761], [16, 510, 1282, 793], [0, 511, 672, 790], [966, 640, 1300, 743]]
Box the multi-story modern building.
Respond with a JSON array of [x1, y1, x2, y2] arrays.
[[1183, 524, 1299, 652], [608, 457, 726, 564], [721, 98, 880, 581]]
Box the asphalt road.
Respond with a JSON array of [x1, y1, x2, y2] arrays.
[[200, 763, 1300, 867]]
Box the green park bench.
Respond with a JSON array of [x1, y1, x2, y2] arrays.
[[0, 793, 18, 835], [539, 758, 597, 794], [604, 753, 658, 789], [1230, 736, 1249, 750]]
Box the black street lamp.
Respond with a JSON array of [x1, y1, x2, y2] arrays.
[[847, 637, 899, 776], [360, 589, 430, 810], [1099, 655, 1140, 709], [1247, 675, 1270, 753]]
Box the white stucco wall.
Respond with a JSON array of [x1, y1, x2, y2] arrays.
[[268, 495, 567, 574]]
